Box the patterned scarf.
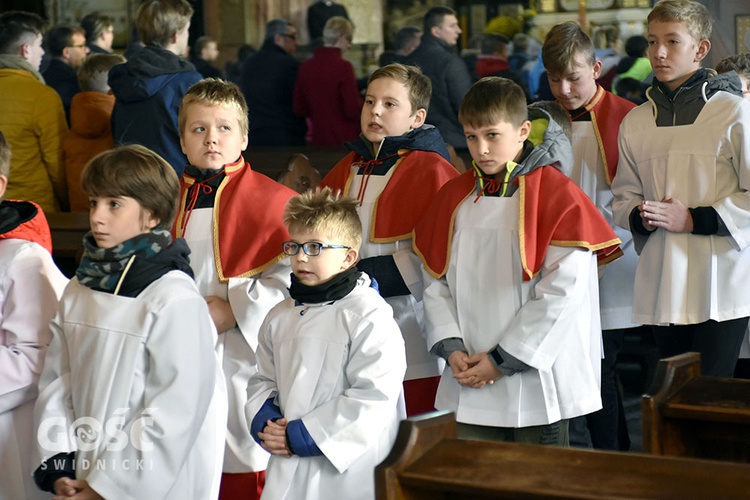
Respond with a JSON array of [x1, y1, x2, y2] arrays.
[[76, 229, 172, 294]]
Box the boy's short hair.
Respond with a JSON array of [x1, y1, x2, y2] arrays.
[[394, 26, 421, 52], [80, 11, 114, 44], [624, 35, 648, 58], [283, 187, 362, 251], [541, 21, 595, 75], [45, 25, 85, 58], [0, 11, 46, 55], [528, 100, 572, 142], [459, 76, 528, 129], [179, 78, 249, 136], [323, 16, 353, 45], [0, 130, 11, 179], [78, 53, 126, 92], [136, 0, 193, 47], [481, 33, 510, 56], [368, 63, 431, 114], [194, 35, 216, 54], [716, 53, 750, 79], [423, 6, 456, 33], [81, 145, 180, 229], [648, 0, 712, 42]]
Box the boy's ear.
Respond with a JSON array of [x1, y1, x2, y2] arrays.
[[342, 248, 359, 270], [694, 38, 711, 63], [0, 174, 7, 199], [519, 120, 532, 142], [410, 108, 427, 129], [18, 42, 30, 60], [592, 59, 602, 79]]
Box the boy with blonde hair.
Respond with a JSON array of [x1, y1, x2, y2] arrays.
[[33, 145, 225, 499], [321, 63, 458, 416], [175, 78, 296, 500], [246, 187, 406, 500], [414, 77, 621, 445], [542, 21, 639, 450], [0, 131, 67, 500], [612, 0, 750, 378], [64, 53, 125, 211]]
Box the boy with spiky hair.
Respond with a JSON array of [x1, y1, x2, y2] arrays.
[[175, 78, 296, 500], [246, 187, 406, 500], [320, 63, 458, 416], [414, 77, 621, 445], [612, 0, 750, 378], [542, 21, 639, 450]]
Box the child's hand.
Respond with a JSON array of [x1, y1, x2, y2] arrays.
[[205, 296, 237, 333], [53, 479, 103, 500], [447, 350, 470, 375], [258, 418, 292, 458], [639, 198, 693, 233], [454, 352, 501, 389]]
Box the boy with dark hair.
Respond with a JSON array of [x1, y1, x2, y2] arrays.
[[414, 77, 621, 446], [542, 20, 638, 451], [716, 53, 750, 102], [321, 63, 458, 416], [612, 0, 750, 379], [247, 187, 406, 500], [109, 0, 201, 177], [0, 11, 68, 213], [42, 24, 89, 121], [33, 144, 226, 499], [0, 131, 67, 500]]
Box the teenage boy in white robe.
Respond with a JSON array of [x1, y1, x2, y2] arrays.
[[414, 77, 622, 445], [612, 0, 750, 377], [246, 187, 406, 500]]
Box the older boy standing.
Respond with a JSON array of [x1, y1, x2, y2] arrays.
[[612, 0, 750, 378], [109, 0, 201, 177], [321, 63, 458, 416], [542, 21, 638, 451]]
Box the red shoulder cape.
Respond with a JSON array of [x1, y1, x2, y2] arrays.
[[585, 85, 637, 185], [321, 149, 459, 242], [0, 201, 53, 253], [413, 167, 622, 280], [173, 158, 295, 281]]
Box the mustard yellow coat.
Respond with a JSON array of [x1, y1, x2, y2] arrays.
[[0, 57, 68, 212]]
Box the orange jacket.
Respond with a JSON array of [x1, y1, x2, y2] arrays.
[[63, 91, 115, 212]]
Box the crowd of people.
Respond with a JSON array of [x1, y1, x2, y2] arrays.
[[1, 0, 750, 499]]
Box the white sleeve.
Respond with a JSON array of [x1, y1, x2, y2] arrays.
[[244, 313, 280, 428], [499, 246, 597, 373], [393, 247, 424, 301], [422, 265, 462, 350], [228, 259, 291, 352], [1, 244, 66, 413], [612, 118, 649, 254], [713, 102, 750, 251], [300, 308, 406, 473], [84, 293, 219, 499]]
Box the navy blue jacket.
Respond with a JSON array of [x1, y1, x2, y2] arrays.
[[109, 45, 201, 177]]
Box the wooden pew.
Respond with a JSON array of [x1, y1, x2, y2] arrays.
[[46, 211, 88, 277], [376, 411, 750, 499], [642, 352, 750, 462]]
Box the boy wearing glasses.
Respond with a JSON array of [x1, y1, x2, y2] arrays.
[[247, 187, 406, 500], [174, 78, 295, 500]]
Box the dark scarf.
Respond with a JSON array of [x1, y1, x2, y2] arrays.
[[76, 229, 193, 297], [288, 266, 359, 304], [0, 200, 35, 233]]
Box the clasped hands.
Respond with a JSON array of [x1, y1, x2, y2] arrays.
[[448, 351, 502, 389], [639, 197, 693, 233]]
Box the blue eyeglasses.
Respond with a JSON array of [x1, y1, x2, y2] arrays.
[[282, 240, 351, 257]]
